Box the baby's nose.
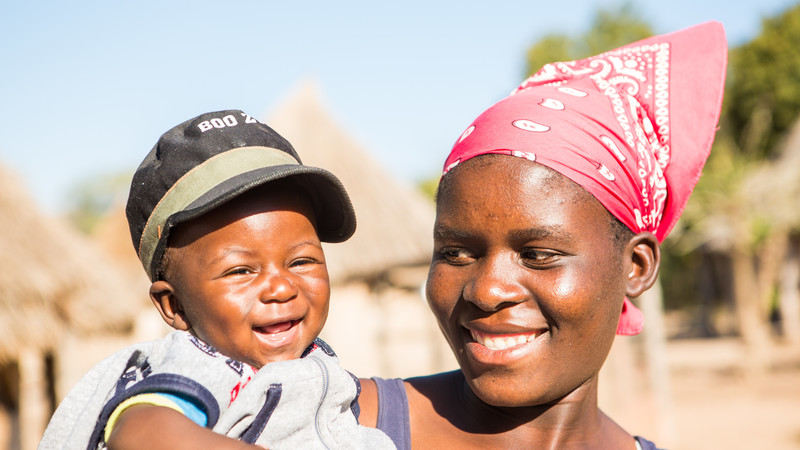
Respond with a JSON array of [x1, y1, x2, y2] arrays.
[[258, 271, 298, 303]]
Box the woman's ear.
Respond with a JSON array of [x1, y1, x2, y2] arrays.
[[149, 280, 191, 331], [625, 232, 661, 299]]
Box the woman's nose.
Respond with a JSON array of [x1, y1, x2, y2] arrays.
[[259, 270, 298, 303], [463, 254, 527, 311]]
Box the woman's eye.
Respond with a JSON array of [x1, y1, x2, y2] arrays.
[[440, 247, 474, 264], [520, 249, 559, 265]]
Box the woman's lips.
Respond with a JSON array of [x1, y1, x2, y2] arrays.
[[469, 328, 544, 351]]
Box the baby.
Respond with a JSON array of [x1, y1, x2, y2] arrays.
[[40, 110, 393, 449]]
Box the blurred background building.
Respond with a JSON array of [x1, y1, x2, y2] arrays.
[[3, 1, 800, 449]]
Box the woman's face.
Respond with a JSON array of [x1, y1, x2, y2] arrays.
[[427, 155, 632, 407]]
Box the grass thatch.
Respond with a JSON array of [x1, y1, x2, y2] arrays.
[[267, 82, 436, 284], [0, 165, 143, 362]]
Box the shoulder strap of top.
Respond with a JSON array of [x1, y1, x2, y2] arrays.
[[372, 377, 411, 450], [634, 435, 663, 450]]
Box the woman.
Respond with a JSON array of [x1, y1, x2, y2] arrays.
[[359, 22, 727, 449]]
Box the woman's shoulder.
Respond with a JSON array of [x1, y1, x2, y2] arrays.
[[358, 371, 462, 430], [404, 370, 462, 405], [405, 370, 462, 393]]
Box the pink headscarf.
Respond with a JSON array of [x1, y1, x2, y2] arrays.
[[443, 22, 727, 335]]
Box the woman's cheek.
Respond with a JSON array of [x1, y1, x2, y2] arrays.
[[425, 267, 456, 315]]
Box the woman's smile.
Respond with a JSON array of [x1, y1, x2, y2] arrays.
[[468, 328, 545, 351]]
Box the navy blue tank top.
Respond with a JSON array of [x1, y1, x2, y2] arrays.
[[371, 377, 663, 450], [372, 377, 411, 450]]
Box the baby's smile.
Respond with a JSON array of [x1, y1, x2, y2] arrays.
[[254, 318, 301, 335], [253, 319, 303, 348]]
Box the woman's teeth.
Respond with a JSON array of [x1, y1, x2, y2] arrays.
[[470, 330, 539, 350]]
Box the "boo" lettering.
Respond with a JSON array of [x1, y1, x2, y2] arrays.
[[197, 114, 239, 132]]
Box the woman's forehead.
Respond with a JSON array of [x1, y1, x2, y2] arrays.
[[435, 155, 613, 232], [439, 155, 589, 204]]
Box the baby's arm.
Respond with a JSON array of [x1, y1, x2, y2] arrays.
[[107, 403, 261, 450]]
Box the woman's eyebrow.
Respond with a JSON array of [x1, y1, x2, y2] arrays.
[[508, 226, 574, 243], [432, 224, 473, 240], [434, 224, 575, 243]]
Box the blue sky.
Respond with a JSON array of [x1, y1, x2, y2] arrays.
[[2, 1, 797, 212]]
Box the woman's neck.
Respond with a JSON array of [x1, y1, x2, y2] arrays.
[[447, 370, 630, 449]]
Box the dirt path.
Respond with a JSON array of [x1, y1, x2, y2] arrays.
[[665, 339, 800, 449], [606, 337, 800, 449]]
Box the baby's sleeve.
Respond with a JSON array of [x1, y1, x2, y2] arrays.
[[104, 391, 209, 441]]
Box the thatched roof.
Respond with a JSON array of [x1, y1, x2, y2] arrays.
[[267, 82, 436, 283], [91, 201, 151, 292], [0, 165, 142, 362], [742, 118, 800, 229]]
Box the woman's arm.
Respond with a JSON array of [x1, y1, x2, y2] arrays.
[[106, 404, 261, 450]]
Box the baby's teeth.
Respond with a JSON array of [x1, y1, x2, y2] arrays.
[[516, 335, 527, 345]]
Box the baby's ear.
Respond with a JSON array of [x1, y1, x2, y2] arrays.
[[625, 232, 661, 299], [149, 281, 191, 331]]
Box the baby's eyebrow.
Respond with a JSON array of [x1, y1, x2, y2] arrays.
[[288, 240, 324, 251], [208, 247, 254, 265]]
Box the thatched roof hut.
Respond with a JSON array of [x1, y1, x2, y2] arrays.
[[743, 118, 800, 227], [0, 164, 144, 449], [266, 82, 436, 284], [91, 201, 152, 291], [741, 118, 800, 344], [264, 83, 452, 378], [0, 165, 141, 362]]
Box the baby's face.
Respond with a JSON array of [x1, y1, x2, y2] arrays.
[[165, 189, 329, 368]]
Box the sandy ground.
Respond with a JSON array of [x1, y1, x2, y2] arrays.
[[610, 338, 800, 449]]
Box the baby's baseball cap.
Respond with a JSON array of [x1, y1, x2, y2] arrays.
[[126, 109, 356, 281]]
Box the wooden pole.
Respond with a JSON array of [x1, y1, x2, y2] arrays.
[[779, 243, 800, 345], [18, 347, 48, 450], [640, 280, 676, 445]]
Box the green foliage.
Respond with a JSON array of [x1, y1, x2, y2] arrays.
[[582, 4, 655, 56], [526, 34, 574, 77], [725, 3, 800, 158], [417, 175, 440, 201], [65, 172, 131, 234], [524, 2, 653, 76]]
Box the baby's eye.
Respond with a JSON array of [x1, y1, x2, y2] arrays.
[[224, 267, 254, 276], [290, 257, 321, 268], [520, 248, 559, 266], [439, 247, 475, 265]]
